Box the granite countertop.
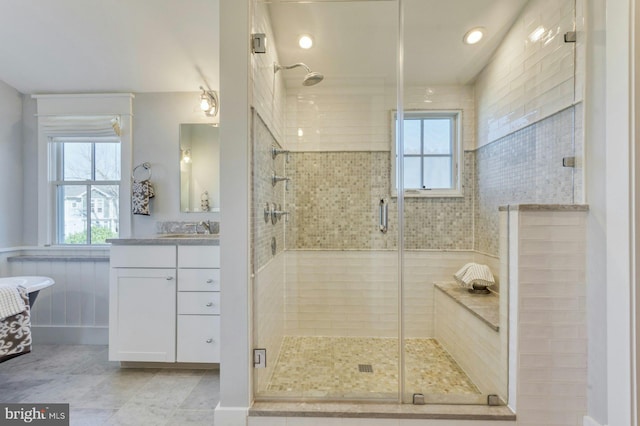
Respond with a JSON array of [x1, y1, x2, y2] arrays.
[[106, 235, 220, 246], [434, 282, 499, 331]]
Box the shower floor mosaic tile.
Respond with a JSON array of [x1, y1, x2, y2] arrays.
[[263, 336, 480, 399]]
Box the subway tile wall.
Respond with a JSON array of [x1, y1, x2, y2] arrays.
[[285, 85, 474, 152], [254, 251, 286, 394], [253, 111, 287, 270], [285, 83, 392, 152], [251, 1, 286, 143], [475, 0, 575, 148], [434, 290, 507, 400], [284, 250, 478, 339], [508, 209, 587, 426]]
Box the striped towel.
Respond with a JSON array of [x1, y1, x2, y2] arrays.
[[453, 263, 495, 289], [0, 285, 27, 320]]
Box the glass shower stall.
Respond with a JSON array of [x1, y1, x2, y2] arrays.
[[250, 0, 573, 405]]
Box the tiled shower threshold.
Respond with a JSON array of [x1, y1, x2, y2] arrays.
[[249, 401, 516, 421]]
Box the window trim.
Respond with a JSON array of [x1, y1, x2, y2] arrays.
[[391, 109, 463, 198], [34, 94, 134, 247]]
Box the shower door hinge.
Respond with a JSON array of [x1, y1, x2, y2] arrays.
[[252, 33, 266, 54], [564, 31, 577, 43], [487, 394, 502, 406], [253, 348, 267, 368], [562, 156, 576, 167]]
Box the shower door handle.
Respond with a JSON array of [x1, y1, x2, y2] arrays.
[[379, 198, 388, 233]]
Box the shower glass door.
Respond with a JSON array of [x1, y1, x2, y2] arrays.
[[251, 0, 401, 401], [399, 0, 575, 405], [398, 0, 499, 404]]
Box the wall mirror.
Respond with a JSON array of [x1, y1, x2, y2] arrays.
[[179, 123, 220, 212]]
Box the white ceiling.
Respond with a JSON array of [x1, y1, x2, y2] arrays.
[[0, 0, 220, 94], [268, 0, 528, 87], [0, 0, 526, 95]]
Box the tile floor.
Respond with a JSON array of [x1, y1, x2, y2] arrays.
[[261, 337, 481, 400], [0, 345, 219, 426]]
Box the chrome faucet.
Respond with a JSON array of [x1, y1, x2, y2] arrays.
[[199, 220, 212, 234]]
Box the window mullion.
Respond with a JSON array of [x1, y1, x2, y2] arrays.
[[56, 184, 63, 244], [420, 119, 425, 189], [450, 117, 455, 188], [86, 183, 92, 244], [91, 142, 96, 181]]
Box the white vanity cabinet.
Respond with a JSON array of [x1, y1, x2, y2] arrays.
[[176, 245, 221, 363], [108, 242, 221, 364], [108, 245, 177, 362]]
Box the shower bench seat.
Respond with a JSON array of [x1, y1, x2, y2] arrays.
[[434, 281, 499, 331]]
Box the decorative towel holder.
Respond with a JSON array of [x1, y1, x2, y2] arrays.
[[133, 162, 152, 183]]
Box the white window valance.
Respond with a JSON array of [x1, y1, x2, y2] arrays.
[[39, 115, 121, 137]]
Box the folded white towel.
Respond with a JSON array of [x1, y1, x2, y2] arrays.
[[453, 263, 495, 289], [0, 285, 27, 320]]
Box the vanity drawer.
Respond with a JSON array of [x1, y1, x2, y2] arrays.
[[110, 246, 176, 268], [178, 268, 220, 291], [178, 292, 220, 315], [177, 315, 220, 363], [178, 245, 220, 268]]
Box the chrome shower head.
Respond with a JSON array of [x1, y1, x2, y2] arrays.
[[302, 71, 324, 86], [274, 62, 324, 86]]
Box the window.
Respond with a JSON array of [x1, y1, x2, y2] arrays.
[[51, 140, 121, 244], [391, 110, 462, 197]]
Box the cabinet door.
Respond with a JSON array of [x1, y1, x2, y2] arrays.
[[177, 315, 220, 363], [109, 268, 176, 362]]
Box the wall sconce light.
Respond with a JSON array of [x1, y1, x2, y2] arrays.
[[199, 86, 219, 117], [182, 149, 192, 164]]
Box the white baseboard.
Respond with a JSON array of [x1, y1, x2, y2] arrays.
[[31, 326, 108, 345], [214, 402, 248, 426], [584, 415, 605, 426]]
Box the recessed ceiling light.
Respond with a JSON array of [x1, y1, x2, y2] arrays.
[[298, 34, 313, 49], [463, 27, 485, 45]]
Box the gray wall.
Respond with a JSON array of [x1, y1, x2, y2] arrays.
[[4, 91, 221, 247], [131, 92, 219, 237], [21, 96, 38, 246], [0, 80, 24, 247]]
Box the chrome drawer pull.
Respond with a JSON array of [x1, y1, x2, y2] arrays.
[[166, 276, 174, 281], [206, 339, 213, 343], [206, 279, 214, 283], [206, 302, 213, 307]]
